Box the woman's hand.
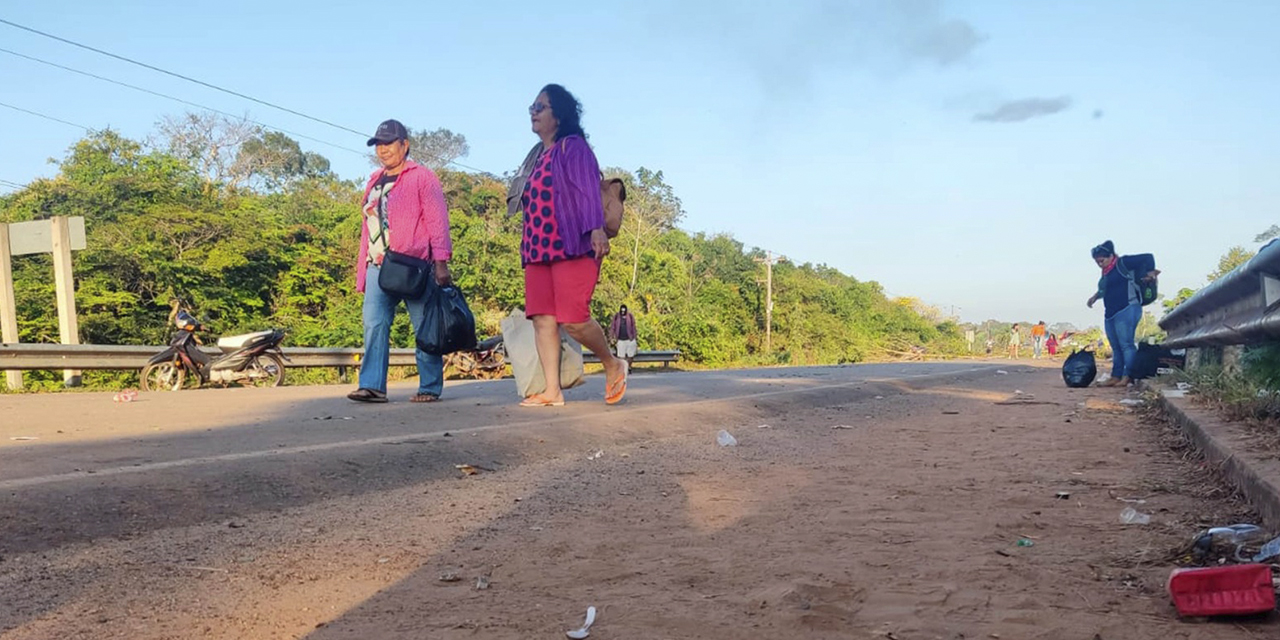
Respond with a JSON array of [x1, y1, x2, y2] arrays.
[[1087, 294, 1098, 308], [1143, 269, 1161, 283], [590, 228, 611, 259], [434, 261, 453, 287]]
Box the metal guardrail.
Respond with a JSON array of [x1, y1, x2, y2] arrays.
[[1159, 239, 1280, 349], [0, 343, 680, 371]]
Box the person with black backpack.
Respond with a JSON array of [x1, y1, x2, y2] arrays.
[[1087, 241, 1159, 388]]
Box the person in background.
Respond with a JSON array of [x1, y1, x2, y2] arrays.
[[1031, 321, 1047, 359], [609, 304, 638, 372], [985, 337, 994, 356], [1087, 240, 1158, 388], [1008, 324, 1021, 359], [348, 119, 453, 404], [1046, 332, 1059, 357], [514, 84, 628, 407]]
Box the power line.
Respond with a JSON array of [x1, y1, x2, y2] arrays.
[[0, 46, 366, 158], [0, 100, 90, 130], [0, 23, 494, 175], [0, 17, 367, 138]]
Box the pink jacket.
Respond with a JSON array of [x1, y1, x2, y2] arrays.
[[356, 159, 452, 293]]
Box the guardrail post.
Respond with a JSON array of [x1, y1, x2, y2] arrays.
[[51, 217, 82, 387], [0, 223, 23, 390]]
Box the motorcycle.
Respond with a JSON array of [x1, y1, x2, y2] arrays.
[[140, 309, 289, 391], [445, 335, 507, 380]]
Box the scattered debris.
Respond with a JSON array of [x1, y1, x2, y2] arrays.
[[443, 432, 452, 437], [1016, 538, 1034, 547], [1176, 382, 1193, 392], [757, 424, 772, 429], [1055, 492, 1071, 500], [112, 389, 138, 403], [996, 370, 1009, 375], [587, 450, 604, 461], [566, 606, 597, 639], [438, 572, 462, 582], [377, 557, 389, 564], [1119, 507, 1151, 525], [475, 575, 491, 590], [1119, 399, 1144, 407], [455, 464, 481, 476], [874, 395, 885, 400], [9, 436, 39, 441], [716, 430, 738, 447], [942, 410, 960, 415], [995, 549, 1012, 557], [831, 425, 856, 430]]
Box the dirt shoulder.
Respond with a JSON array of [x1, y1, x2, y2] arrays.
[[1, 367, 1273, 639]]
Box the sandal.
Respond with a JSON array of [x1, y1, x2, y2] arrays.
[[520, 393, 565, 407], [605, 367, 628, 405], [411, 393, 440, 403], [347, 388, 388, 403]]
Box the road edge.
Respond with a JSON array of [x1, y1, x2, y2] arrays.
[[1155, 389, 1280, 530]]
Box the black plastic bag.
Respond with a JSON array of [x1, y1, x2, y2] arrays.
[[416, 286, 478, 356], [1130, 342, 1186, 380], [1062, 350, 1098, 388]]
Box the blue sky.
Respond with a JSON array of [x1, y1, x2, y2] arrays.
[[2, 1, 1277, 329]]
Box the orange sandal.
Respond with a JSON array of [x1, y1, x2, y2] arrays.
[[605, 368, 628, 405], [520, 393, 565, 408]]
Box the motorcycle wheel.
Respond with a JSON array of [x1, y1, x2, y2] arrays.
[[140, 361, 190, 392], [243, 353, 285, 388]]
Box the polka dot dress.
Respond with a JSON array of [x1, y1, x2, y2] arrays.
[[521, 149, 568, 265]]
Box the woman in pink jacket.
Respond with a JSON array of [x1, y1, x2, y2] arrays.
[[347, 119, 453, 404]]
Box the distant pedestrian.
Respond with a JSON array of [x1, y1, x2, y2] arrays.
[[609, 304, 638, 372], [1008, 324, 1021, 359], [985, 338, 994, 356], [510, 83, 627, 407], [1046, 333, 1059, 357], [1087, 240, 1158, 388], [348, 119, 453, 404], [1031, 321, 1047, 359]]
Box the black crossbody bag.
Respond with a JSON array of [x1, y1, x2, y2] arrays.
[[378, 249, 435, 300]]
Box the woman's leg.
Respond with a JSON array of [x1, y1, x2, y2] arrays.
[[524, 263, 563, 401], [531, 314, 564, 400], [358, 265, 397, 393], [1113, 304, 1142, 381], [1103, 312, 1123, 381], [405, 293, 444, 398], [552, 257, 626, 401]]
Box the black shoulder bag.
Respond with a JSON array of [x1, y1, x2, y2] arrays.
[[379, 249, 435, 300]]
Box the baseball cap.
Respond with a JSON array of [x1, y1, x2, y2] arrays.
[[367, 119, 409, 146]]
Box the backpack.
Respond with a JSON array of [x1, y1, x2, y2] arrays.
[[1116, 258, 1158, 306], [601, 177, 626, 238]]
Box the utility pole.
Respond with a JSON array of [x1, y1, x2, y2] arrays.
[[754, 251, 784, 352]]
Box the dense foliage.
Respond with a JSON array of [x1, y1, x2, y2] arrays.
[[1, 126, 965, 390]]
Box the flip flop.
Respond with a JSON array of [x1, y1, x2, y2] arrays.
[[347, 388, 388, 403], [410, 394, 440, 403], [520, 393, 565, 408], [605, 367, 628, 405]]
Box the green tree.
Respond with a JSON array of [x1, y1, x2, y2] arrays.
[[1207, 246, 1255, 282]]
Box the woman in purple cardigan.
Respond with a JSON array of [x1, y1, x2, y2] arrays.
[[515, 84, 627, 407]]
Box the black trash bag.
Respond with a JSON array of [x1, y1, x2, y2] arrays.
[[416, 286, 478, 356], [1062, 350, 1098, 388], [1130, 342, 1186, 380]]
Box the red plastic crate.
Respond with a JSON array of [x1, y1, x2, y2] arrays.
[[1168, 564, 1276, 617]]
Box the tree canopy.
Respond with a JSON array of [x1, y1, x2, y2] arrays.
[[1, 118, 965, 390]]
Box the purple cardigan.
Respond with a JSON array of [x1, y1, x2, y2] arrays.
[[548, 136, 605, 259]]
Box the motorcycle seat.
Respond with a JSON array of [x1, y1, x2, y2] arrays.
[[217, 330, 275, 350]]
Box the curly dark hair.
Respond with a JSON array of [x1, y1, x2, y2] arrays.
[[541, 84, 586, 141], [1091, 240, 1116, 259]]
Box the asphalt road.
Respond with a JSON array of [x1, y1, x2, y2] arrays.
[[0, 362, 1001, 557]]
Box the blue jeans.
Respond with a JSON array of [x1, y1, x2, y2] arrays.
[[359, 265, 444, 396], [1104, 303, 1142, 379], [1033, 335, 1044, 358]]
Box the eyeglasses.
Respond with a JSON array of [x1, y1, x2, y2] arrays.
[[528, 102, 549, 115]]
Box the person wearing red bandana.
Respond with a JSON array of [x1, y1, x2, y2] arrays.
[[1087, 241, 1159, 387]]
